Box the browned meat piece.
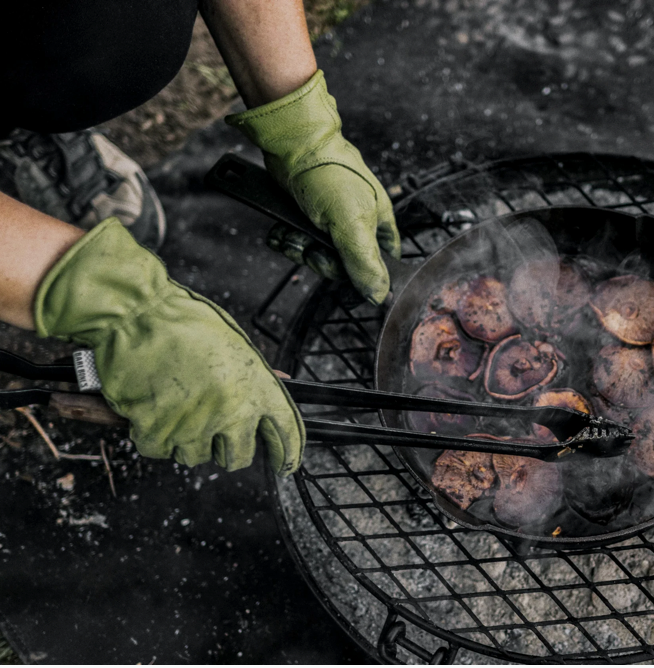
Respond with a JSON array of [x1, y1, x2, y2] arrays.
[[409, 312, 484, 380], [508, 259, 591, 331], [431, 450, 495, 510], [551, 260, 592, 328], [590, 275, 654, 345], [532, 389, 592, 442], [591, 394, 635, 428], [407, 383, 478, 436], [456, 276, 517, 343], [484, 334, 558, 400], [492, 454, 563, 527], [508, 259, 559, 330], [562, 454, 637, 525], [430, 277, 470, 312], [593, 344, 653, 408], [629, 406, 654, 477]]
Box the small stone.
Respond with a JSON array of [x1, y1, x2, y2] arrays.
[[56, 473, 75, 492]]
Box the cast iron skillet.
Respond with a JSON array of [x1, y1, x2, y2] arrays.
[[207, 154, 654, 549], [376, 205, 654, 548]]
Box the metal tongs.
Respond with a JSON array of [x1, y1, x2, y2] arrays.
[[0, 349, 633, 462]]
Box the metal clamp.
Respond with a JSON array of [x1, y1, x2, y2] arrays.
[[378, 610, 458, 665]]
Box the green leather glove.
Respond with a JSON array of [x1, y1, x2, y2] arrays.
[[226, 70, 401, 306], [34, 218, 305, 474]]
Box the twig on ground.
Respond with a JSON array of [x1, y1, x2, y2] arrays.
[[16, 407, 60, 459], [100, 439, 117, 498], [16, 406, 102, 461]]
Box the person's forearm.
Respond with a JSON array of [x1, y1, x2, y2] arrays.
[[199, 0, 317, 108], [0, 193, 84, 330]]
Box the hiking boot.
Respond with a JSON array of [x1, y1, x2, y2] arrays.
[[0, 129, 166, 251]]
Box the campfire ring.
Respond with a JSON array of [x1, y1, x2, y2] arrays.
[[259, 153, 654, 664]]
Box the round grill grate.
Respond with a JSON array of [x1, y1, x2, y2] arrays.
[[258, 153, 654, 664]]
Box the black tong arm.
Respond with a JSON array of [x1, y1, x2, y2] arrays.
[[0, 350, 633, 460]]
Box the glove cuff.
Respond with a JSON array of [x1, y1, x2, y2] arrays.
[[225, 70, 342, 166], [34, 217, 170, 344]]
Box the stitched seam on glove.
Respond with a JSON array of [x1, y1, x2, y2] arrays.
[[290, 161, 379, 203]]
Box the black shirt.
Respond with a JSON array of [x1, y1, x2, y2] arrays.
[[0, 0, 198, 134]]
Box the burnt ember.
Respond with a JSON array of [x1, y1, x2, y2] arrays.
[[562, 455, 637, 525], [431, 450, 495, 510], [409, 312, 483, 380], [508, 259, 590, 332], [532, 389, 592, 442], [590, 275, 654, 345], [407, 383, 478, 436], [593, 344, 654, 408], [484, 334, 558, 400], [492, 454, 563, 527], [629, 406, 654, 477], [456, 276, 517, 343]]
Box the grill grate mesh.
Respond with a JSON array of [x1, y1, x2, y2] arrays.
[[261, 153, 654, 664]]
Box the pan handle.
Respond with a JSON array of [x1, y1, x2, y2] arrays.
[[205, 153, 412, 294], [205, 153, 335, 249]]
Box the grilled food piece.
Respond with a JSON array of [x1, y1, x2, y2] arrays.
[[590, 275, 654, 345], [532, 388, 592, 442], [407, 383, 478, 436], [456, 276, 517, 343], [431, 450, 495, 510], [593, 344, 654, 408], [562, 454, 637, 525], [484, 334, 558, 400], [410, 312, 483, 380], [552, 260, 592, 329], [508, 259, 591, 332], [629, 406, 654, 477], [492, 454, 563, 527], [431, 277, 470, 312], [508, 259, 559, 331]]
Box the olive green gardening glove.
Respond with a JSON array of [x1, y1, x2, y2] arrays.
[[34, 218, 305, 474], [226, 70, 401, 306]]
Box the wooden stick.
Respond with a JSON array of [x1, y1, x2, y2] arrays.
[[16, 406, 102, 461], [100, 439, 116, 498], [16, 407, 60, 459]]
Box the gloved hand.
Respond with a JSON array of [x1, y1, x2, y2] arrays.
[[34, 218, 305, 474], [226, 70, 401, 306]]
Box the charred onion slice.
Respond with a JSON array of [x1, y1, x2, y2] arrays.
[[593, 344, 654, 408], [484, 334, 558, 400], [562, 455, 637, 525], [431, 450, 495, 510], [629, 406, 654, 477], [532, 389, 592, 442], [492, 454, 562, 527], [407, 383, 478, 435], [409, 312, 483, 380], [590, 275, 654, 345], [508, 259, 591, 331], [456, 277, 517, 343]]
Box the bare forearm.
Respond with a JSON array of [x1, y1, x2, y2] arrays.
[[0, 193, 83, 330], [199, 0, 317, 107]]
